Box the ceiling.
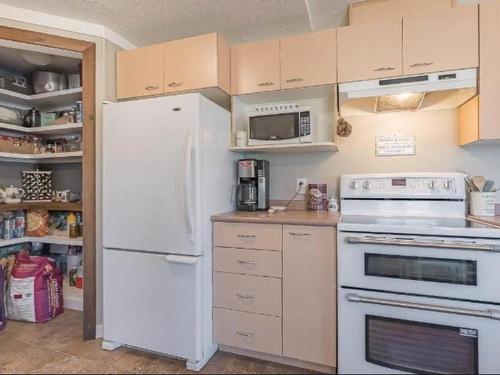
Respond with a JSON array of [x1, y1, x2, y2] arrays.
[[0, 0, 362, 46]]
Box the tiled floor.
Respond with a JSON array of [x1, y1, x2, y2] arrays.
[[0, 309, 318, 374]]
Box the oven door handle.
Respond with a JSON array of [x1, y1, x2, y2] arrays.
[[347, 236, 500, 252], [347, 293, 500, 320]]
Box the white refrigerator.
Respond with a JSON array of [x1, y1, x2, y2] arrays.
[[102, 94, 235, 371]]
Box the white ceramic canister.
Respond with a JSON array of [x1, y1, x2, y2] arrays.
[[236, 130, 247, 147], [470, 192, 496, 217]]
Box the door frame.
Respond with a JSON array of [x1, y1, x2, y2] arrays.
[[0, 26, 97, 340]]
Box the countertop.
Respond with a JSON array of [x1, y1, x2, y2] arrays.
[[468, 215, 500, 229], [211, 210, 340, 227]]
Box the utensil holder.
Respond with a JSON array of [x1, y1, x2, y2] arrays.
[[470, 192, 496, 217]]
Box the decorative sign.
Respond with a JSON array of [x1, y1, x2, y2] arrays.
[[375, 134, 416, 156]]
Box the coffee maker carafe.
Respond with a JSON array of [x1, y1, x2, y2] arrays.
[[236, 159, 269, 211]]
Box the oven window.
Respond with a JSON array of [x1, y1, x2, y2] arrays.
[[365, 253, 477, 285], [249, 114, 298, 140], [366, 315, 478, 374]]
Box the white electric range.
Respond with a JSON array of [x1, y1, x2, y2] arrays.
[[337, 173, 500, 375]]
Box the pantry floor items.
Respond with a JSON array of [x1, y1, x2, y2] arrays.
[[0, 310, 315, 374]]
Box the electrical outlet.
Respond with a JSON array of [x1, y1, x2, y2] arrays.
[[296, 178, 307, 194]]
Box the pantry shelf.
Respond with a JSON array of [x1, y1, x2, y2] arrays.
[[0, 151, 82, 163], [0, 87, 82, 110], [0, 235, 83, 247], [0, 122, 82, 135], [0, 201, 82, 211]]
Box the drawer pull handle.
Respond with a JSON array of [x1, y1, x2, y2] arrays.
[[373, 66, 396, 72], [289, 232, 311, 236], [237, 234, 256, 238], [236, 260, 257, 265], [145, 85, 159, 90], [236, 330, 254, 338], [257, 82, 274, 87], [235, 293, 255, 300], [168, 81, 183, 87], [285, 78, 304, 83]]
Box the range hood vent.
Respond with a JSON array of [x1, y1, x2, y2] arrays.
[[339, 68, 477, 116]]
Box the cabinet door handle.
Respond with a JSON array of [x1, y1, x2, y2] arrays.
[[285, 78, 304, 83], [236, 260, 257, 265], [145, 85, 159, 90], [236, 330, 254, 338], [168, 81, 183, 87], [237, 234, 256, 238], [373, 67, 396, 72], [289, 232, 311, 237], [235, 293, 255, 299], [257, 82, 274, 87], [409, 62, 434, 68]]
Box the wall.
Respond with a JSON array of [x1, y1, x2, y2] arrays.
[[0, 17, 121, 335], [253, 109, 500, 202]]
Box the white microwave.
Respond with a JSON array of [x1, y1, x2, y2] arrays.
[[247, 104, 313, 146]]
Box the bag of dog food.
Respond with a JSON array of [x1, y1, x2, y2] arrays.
[[0, 265, 6, 331], [7, 251, 63, 323]]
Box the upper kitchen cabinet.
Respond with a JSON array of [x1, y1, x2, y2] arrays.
[[280, 29, 337, 90], [403, 5, 478, 75], [349, 0, 452, 25], [164, 33, 230, 95], [337, 20, 403, 83], [459, 1, 500, 145], [117, 44, 164, 99], [231, 39, 280, 95]]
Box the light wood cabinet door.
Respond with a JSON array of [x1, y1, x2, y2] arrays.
[[349, 0, 452, 25], [231, 39, 280, 95], [337, 20, 403, 82], [478, 0, 500, 141], [280, 29, 337, 89], [116, 44, 164, 99], [283, 225, 336, 367], [164, 33, 230, 94], [403, 5, 478, 75]]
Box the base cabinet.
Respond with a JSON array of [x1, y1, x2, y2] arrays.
[[283, 226, 337, 367], [212, 221, 337, 369]]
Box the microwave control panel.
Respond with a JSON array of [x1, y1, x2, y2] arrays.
[[299, 111, 311, 137]]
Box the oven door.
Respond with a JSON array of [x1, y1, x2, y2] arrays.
[[338, 232, 500, 303], [338, 288, 500, 374], [248, 112, 300, 145]]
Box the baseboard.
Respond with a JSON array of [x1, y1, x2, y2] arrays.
[[219, 345, 336, 374], [64, 296, 83, 312], [95, 324, 104, 338]]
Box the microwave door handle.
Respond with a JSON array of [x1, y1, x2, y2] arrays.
[[347, 293, 500, 320]]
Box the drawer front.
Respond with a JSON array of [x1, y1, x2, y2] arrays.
[[214, 247, 282, 278], [213, 222, 282, 251], [213, 308, 282, 356], [214, 272, 282, 316]]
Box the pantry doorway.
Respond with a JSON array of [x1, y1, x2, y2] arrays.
[[0, 25, 96, 340]]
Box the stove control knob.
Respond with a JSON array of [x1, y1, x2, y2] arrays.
[[350, 180, 359, 190], [429, 180, 437, 190], [363, 180, 371, 190], [444, 180, 452, 190]]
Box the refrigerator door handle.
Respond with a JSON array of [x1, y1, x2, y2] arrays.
[[184, 131, 194, 243], [165, 254, 198, 264]]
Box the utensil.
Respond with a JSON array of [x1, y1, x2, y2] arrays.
[[472, 176, 486, 192], [483, 180, 495, 192], [464, 175, 479, 192]]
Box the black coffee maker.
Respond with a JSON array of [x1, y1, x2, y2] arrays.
[[236, 159, 270, 211]]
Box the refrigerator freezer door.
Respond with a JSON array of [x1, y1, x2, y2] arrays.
[[103, 95, 200, 255], [103, 249, 202, 360]]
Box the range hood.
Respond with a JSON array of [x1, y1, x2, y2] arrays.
[[339, 68, 477, 116]]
